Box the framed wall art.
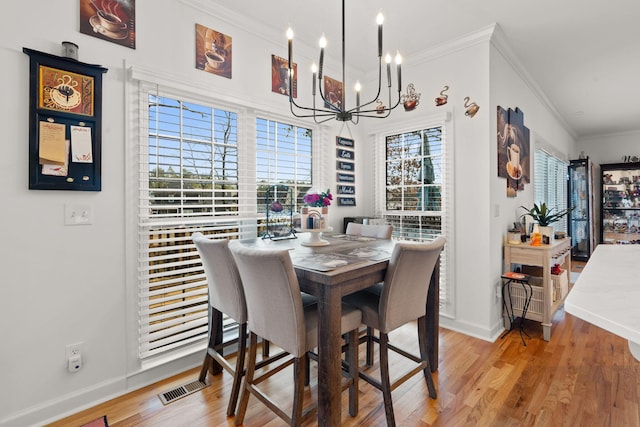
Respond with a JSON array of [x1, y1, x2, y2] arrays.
[[79, 0, 136, 49], [24, 48, 107, 191], [195, 23, 232, 79], [271, 54, 297, 97]]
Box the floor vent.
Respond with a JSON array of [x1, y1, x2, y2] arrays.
[[158, 380, 208, 405]]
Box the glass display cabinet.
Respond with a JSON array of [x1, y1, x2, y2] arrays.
[[601, 162, 640, 244], [568, 158, 595, 260]]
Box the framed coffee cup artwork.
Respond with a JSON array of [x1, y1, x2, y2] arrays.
[[497, 106, 530, 197], [79, 0, 136, 49], [196, 23, 232, 79], [24, 48, 107, 191]]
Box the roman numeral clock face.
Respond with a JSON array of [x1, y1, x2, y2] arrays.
[[39, 65, 95, 116]]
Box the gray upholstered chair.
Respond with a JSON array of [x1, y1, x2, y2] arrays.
[[192, 233, 287, 417], [345, 222, 393, 239], [342, 237, 446, 427], [231, 245, 362, 426]]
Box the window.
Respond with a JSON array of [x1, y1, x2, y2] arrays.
[[384, 127, 444, 240], [138, 91, 241, 360], [255, 118, 312, 231], [136, 85, 316, 361], [534, 149, 569, 232], [380, 124, 451, 309]]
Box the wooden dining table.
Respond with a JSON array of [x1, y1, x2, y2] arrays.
[[235, 232, 441, 426]]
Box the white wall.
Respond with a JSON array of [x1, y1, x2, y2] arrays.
[[0, 1, 599, 425], [576, 131, 640, 166]]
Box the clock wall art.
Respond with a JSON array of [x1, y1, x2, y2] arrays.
[[24, 48, 108, 191]]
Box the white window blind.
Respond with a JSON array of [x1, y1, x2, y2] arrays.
[[381, 125, 451, 307], [534, 149, 569, 232], [136, 85, 316, 360], [138, 88, 242, 359], [255, 118, 312, 227]]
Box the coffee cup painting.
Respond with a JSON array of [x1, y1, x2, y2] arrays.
[[497, 106, 530, 197], [195, 24, 232, 79], [80, 0, 135, 49]]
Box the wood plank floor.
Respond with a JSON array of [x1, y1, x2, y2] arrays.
[[47, 264, 640, 426]]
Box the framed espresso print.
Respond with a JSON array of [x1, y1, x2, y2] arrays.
[[24, 48, 107, 191]]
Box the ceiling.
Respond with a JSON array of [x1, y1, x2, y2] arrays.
[[208, 0, 639, 139]]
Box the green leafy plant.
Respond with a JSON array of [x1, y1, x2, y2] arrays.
[[520, 202, 573, 226]]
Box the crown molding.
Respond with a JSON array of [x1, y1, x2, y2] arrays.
[[489, 24, 577, 139]]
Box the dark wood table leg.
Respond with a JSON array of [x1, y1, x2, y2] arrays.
[[425, 257, 440, 372], [316, 285, 342, 427]]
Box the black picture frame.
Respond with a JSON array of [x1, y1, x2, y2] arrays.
[[337, 161, 355, 172], [337, 173, 355, 183], [336, 136, 354, 148], [23, 48, 107, 191], [337, 185, 355, 195], [337, 148, 355, 161], [338, 197, 356, 207]]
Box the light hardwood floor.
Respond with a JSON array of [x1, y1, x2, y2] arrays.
[[47, 265, 640, 426]]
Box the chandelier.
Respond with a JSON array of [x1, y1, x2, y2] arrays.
[[286, 0, 403, 124]]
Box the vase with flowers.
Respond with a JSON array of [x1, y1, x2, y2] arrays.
[[301, 188, 332, 230]]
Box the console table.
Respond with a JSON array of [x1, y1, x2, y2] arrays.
[[503, 238, 571, 341]]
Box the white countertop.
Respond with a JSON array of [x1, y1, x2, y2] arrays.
[[564, 245, 640, 357]]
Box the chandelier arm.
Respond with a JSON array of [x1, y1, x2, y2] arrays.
[[316, 77, 342, 113], [349, 57, 384, 113]]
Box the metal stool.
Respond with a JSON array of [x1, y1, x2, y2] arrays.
[[500, 272, 533, 346]]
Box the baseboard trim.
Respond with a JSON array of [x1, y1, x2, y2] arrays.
[[2, 352, 203, 427]]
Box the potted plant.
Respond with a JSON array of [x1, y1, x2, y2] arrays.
[[520, 202, 573, 240]]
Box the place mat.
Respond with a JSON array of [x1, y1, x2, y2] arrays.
[[80, 416, 108, 427], [336, 246, 392, 261], [328, 234, 377, 242], [292, 253, 366, 271]]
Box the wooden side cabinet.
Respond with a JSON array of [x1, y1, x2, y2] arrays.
[[503, 238, 571, 341], [23, 48, 107, 191]]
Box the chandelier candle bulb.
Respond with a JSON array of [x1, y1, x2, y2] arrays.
[[286, 28, 293, 69], [311, 63, 318, 95], [318, 35, 326, 79], [377, 12, 384, 57], [396, 52, 402, 90]]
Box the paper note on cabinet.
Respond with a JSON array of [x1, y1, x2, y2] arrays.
[[42, 140, 70, 176], [71, 125, 93, 163], [39, 121, 67, 165]]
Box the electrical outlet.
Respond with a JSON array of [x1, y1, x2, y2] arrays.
[[66, 342, 83, 373], [66, 342, 83, 359]]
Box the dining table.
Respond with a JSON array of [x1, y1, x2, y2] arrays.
[[233, 231, 441, 426]]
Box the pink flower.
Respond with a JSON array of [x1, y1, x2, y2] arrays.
[[304, 189, 332, 207]]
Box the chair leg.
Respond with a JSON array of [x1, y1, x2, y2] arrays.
[[365, 326, 375, 367], [379, 333, 396, 427], [226, 323, 248, 416], [304, 354, 311, 386], [199, 309, 223, 382], [234, 332, 258, 426], [262, 339, 270, 357], [292, 355, 306, 427], [418, 316, 437, 399], [347, 329, 359, 417]]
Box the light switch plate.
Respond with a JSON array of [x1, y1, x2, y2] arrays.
[[64, 204, 93, 225]]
